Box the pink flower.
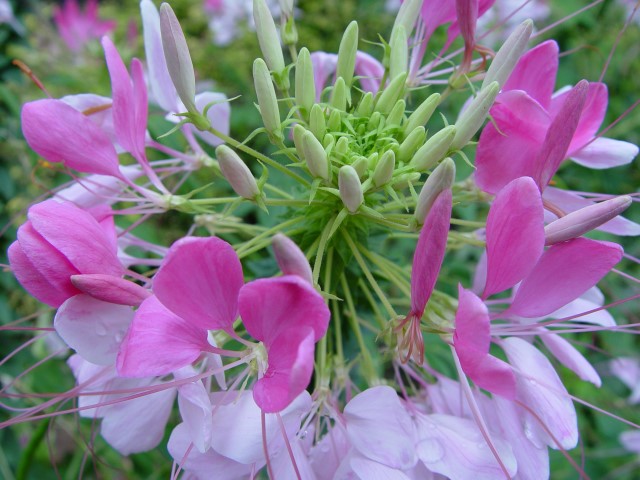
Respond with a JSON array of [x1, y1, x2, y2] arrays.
[[53, 0, 115, 52], [310, 50, 385, 99]]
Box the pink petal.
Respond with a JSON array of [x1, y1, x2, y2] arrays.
[[508, 238, 623, 318], [310, 51, 338, 101], [239, 275, 330, 345], [310, 427, 350, 480], [355, 51, 385, 93], [503, 40, 559, 109], [253, 327, 316, 413], [410, 189, 452, 316], [153, 236, 244, 331], [60, 93, 120, 149], [177, 379, 213, 453], [502, 337, 578, 449], [539, 331, 601, 386], [348, 455, 412, 479], [453, 287, 517, 399], [21, 99, 122, 177], [475, 90, 549, 194], [116, 296, 210, 377], [548, 296, 615, 327], [270, 437, 317, 480], [483, 176, 545, 298], [570, 136, 638, 169], [54, 294, 133, 365], [71, 274, 150, 306], [620, 430, 640, 454]]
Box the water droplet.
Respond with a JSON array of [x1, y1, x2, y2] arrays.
[[418, 438, 444, 463], [95, 323, 107, 336]]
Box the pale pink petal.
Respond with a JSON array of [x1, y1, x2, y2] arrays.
[[569, 136, 638, 169], [610, 357, 640, 391], [310, 427, 350, 480], [540, 331, 601, 386], [153, 236, 244, 331], [410, 189, 452, 316], [178, 379, 214, 453], [21, 99, 122, 177], [71, 274, 150, 306], [67, 355, 114, 417], [344, 386, 417, 470], [193, 92, 231, 146], [548, 296, 615, 327], [508, 238, 623, 318], [355, 51, 384, 93], [502, 337, 578, 449], [54, 294, 133, 365], [310, 52, 338, 101], [348, 455, 411, 480], [471, 250, 487, 295], [270, 437, 317, 480], [54, 165, 143, 207], [503, 40, 559, 109], [117, 296, 210, 377], [620, 430, 640, 454], [60, 93, 120, 149], [483, 176, 544, 298], [239, 275, 330, 345]]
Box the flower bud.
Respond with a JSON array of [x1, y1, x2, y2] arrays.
[[216, 145, 260, 200], [372, 150, 395, 187], [412, 125, 456, 171], [159, 3, 196, 112], [452, 81, 499, 150], [253, 0, 285, 74], [281, 14, 298, 46], [352, 156, 368, 178], [482, 20, 533, 89], [390, 0, 421, 41], [389, 25, 408, 80], [544, 196, 633, 245], [357, 91, 374, 117], [398, 126, 426, 163], [310, 104, 326, 140], [323, 133, 335, 149], [339, 165, 364, 213], [278, 0, 294, 18], [403, 93, 440, 139], [375, 72, 407, 114], [415, 157, 456, 224], [272, 233, 313, 284], [330, 76, 347, 111], [386, 99, 406, 127], [392, 172, 420, 190], [336, 21, 359, 87], [334, 136, 349, 159], [253, 58, 283, 142], [367, 152, 379, 171], [302, 130, 329, 180], [368, 111, 384, 132], [327, 109, 342, 132], [295, 47, 315, 114]]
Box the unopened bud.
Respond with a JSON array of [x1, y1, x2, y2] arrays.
[[372, 150, 396, 187], [323, 133, 335, 149], [415, 157, 456, 224], [483, 20, 533, 89], [272, 233, 313, 284], [278, 0, 294, 17], [216, 145, 260, 200], [302, 130, 329, 180], [452, 81, 499, 150], [357, 91, 374, 117], [327, 109, 342, 132], [352, 156, 368, 178], [367, 152, 379, 170], [368, 111, 384, 131], [403, 93, 440, 139], [334, 136, 349, 159], [253, 58, 283, 142], [330, 77, 347, 111], [375, 72, 407, 114], [71, 274, 151, 307], [544, 196, 633, 245], [310, 104, 326, 140], [339, 165, 364, 213], [281, 14, 298, 46], [390, 0, 421, 42], [295, 48, 315, 114], [386, 99, 406, 126], [412, 125, 456, 171], [389, 25, 408, 80], [159, 3, 196, 112], [336, 21, 359, 87], [253, 0, 285, 74], [392, 172, 420, 190], [398, 126, 426, 163]]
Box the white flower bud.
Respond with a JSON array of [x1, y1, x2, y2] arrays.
[[253, 0, 285, 74], [412, 125, 456, 171], [216, 145, 260, 200], [415, 158, 456, 224], [483, 20, 533, 89], [339, 165, 364, 213]]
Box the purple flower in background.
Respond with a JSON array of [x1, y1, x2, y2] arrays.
[[53, 0, 116, 52]]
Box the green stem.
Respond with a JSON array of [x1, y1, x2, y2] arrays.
[[312, 217, 336, 286], [235, 217, 303, 257], [16, 418, 50, 480]]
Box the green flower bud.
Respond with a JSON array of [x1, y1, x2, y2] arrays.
[[253, 0, 285, 74], [336, 21, 359, 87], [367, 152, 379, 171], [310, 104, 326, 140], [403, 93, 440, 139], [339, 165, 364, 213], [372, 150, 396, 187], [375, 73, 407, 114], [392, 172, 420, 190], [334, 136, 349, 159], [330, 77, 348, 111], [352, 156, 368, 178], [302, 130, 329, 180], [323, 133, 335, 149], [415, 157, 456, 224], [327, 109, 342, 132], [386, 99, 406, 127], [398, 126, 426, 163], [295, 47, 315, 114], [368, 111, 384, 132], [281, 13, 298, 46], [483, 20, 533, 89], [389, 25, 408, 80], [412, 125, 456, 171], [253, 58, 283, 142], [216, 145, 260, 200], [357, 91, 374, 117], [452, 81, 499, 150], [390, 0, 422, 41]]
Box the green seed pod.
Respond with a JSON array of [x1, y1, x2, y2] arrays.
[[452, 81, 499, 150], [216, 145, 260, 200], [327, 109, 342, 132], [372, 150, 396, 187], [386, 99, 406, 127], [483, 20, 533, 89], [351, 156, 368, 178], [253, 0, 285, 74], [330, 77, 348, 111], [389, 25, 408, 80], [357, 92, 374, 117]]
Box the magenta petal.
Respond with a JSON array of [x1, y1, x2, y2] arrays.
[[116, 296, 210, 377], [71, 274, 150, 306], [253, 327, 315, 413], [555, 82, 607, 153], [483, 177, 545, 298], [153, 236, 244, 331], [503, 40, 559, 109], [355, 51, 384, 94], [239, 275, 330, 345], [21, 99, 122, 177], [410, 189, 452, 316], [509, 238, 623, 318]]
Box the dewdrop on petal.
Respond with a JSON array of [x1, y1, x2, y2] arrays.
[[336, 21, 359, 88], [216, 145, 260, 200], [339, 165, 364, 213], [295, 48, 315, 114], [415, 157, 456, 224], [403, 93, 440, 139], [302, 130, 330, 180], [411, 125, 456, 171], [253, 58, 283, 143], [253, 0, 285, 75], [272, 233, 313, 284], [482, 19, 533, 89], [452, 81, 500, 150]]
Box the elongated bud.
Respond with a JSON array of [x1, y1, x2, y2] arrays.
[[302, 130, 329, 180], [390, 0, 421, 40], [452, 81, 499, 150], [483, 20, 533, 89], [71, 274, 151, 307], [339, 165, 364, 213], [336, 21, 359, 87], [327, 109, 342, 132], [367, 152, 379, 170], [544, 196, 632, 245], [403, 93, 440, 139], [272, 233, 313, 284], [216, 145, 260, 200], [334, 136, 349, 159], [278, 0, 295, 17], [412, 125, 456, 171], [392, 172, 420, 190], [253, 0, 285, 74], [295, 48, 315, 113], [253, 58, 283, 142], [330, 76, 348, 111], [323, 133, 335, 149], [159, 3, 196, 112], [352, 156, 368, 178], [415, 158, 456, 224], [375, 72, 407, 114], [309, 104, 326, 140], [293, 124, 306, 159], [389, 25, 408, 80], [398, 126, 426, 163], [357, 91, 374, 116], [368, 111, 383, 131], [373, 150, 395, 187], [386, 99, 406, 126]]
